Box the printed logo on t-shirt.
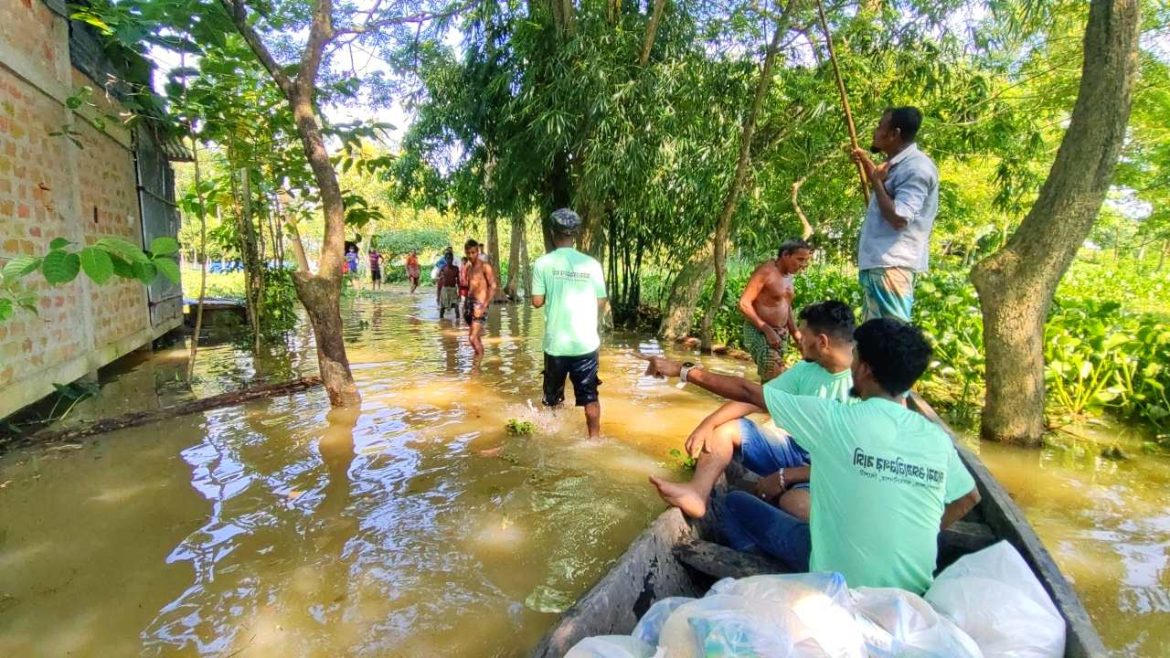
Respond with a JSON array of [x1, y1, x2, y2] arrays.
[[552, 269, 593, 281], [852, 448, 945, 489]]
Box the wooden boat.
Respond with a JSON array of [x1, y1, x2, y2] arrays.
[[532, 394, 1106, 658]]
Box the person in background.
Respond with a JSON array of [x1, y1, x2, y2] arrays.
[[458, 256, 471, 307], [345, 245, 359, 279], [639, 318, 980, 592], [405, 250, 421, 294], [437, 248, 460, 321], [650, 301, 856, 529], [739, 239, 814, 382], [532, 209, 608, 439], [463, 240, 497, 356], [368, 246, 383, 291], [851, 106, 939, 322]]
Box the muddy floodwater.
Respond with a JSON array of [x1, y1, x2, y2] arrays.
[[1, 290, 1168, 656]]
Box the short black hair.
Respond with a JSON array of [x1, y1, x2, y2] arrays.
[[883, 106, 922, 142], [464, 239, 479, 250], [797, 300, 855, 343], [854, 318, 932, 396], [778, 238, 813, 258]]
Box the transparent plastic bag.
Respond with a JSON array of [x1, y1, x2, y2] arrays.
[[925, 541, 1065, 658], [852, 587, 983, 658], [565, 635, 657, 658], [632, 597, 694, 646]]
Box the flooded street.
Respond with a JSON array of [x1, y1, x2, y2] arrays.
[[0, 290, 744, 657], [1, 289, 1168, 656]]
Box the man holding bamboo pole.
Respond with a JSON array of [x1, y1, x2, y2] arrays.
[[850, 107, 939, 322]]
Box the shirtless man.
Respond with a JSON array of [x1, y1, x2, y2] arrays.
[[463, 239, 497, 355], [739, 239, 813, 382]]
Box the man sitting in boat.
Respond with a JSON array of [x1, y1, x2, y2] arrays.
[[649, 300, 856, 527], [640, 318, 981, 593]]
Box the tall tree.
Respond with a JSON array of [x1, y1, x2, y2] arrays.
[[698, 0, 799, 352], [216, 0, 466, 407], [970, 0, 1142, 445]]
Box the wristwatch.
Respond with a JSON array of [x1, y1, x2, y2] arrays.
[[679, 362, 698, 383]]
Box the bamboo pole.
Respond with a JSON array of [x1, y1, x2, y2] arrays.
[[815, 0, 870, 200]]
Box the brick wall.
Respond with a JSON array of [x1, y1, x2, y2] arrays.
[[0, 0, 179, 418]]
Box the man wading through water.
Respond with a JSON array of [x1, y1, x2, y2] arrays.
[[532, 209, 608, 439], [463, 240, 497, 356], [739, 239, 813, 382]]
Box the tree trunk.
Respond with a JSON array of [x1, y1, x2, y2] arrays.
[[289, 89, 360, 407], [639, 0, 668, 66], [791, 175, 814, 239], [519, 223, 532, 296], [504, 214, 524, 299], [698, 0, 796, 352], [659, 243, 713, 340], [1158, 239, 1168, 272], [486, 213, 506, 301], [970, 0, 1140, 446]]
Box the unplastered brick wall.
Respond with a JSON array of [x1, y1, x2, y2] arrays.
[[0, 0, 157, 407]]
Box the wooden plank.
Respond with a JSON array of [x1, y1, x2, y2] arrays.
[[531, 509, 701, 658], [909, 393, 1108, 658], [674, 539, 789, 580]]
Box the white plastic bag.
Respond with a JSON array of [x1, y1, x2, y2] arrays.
[[852, 587, 983, 658], [632, 597, 694, 646], [565, 635, 657, 658], [658, 595, 800, 658], [925, 541, 1065, 658]]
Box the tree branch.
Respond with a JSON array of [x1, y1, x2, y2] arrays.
[[639, 0, 668, 66], [299, 0, 335, 95], [334, 0, 478, 35], [218, 0, 294, 96]]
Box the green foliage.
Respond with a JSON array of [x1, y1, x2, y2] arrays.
[[668, 448, 697, 471], [505, 419, 535, 436], [0, 237, 176, 322], [372, 229, 451, 260]]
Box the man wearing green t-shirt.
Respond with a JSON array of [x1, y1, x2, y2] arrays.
[[650, 300, 856, 529], [532, 209, 608, 438], [640, 318, 980, 593]]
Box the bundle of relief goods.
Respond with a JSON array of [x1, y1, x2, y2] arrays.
[[565, 541, 1064, 658]]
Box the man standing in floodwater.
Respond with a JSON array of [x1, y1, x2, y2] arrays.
[[463, 240, 497, 355], [851, 106, 939, 322], [739, 239, 813, 382], [436, 248, 460, 321], [368, 246, 383, 291], [405, 250, 422, 294], [532, 209, 608, 439]]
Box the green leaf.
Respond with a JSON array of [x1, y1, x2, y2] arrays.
[[42, 250, 80, 284], [131, 260, 157, 284], [0, 298, 11, 322], [49, 237, 71, 250], [149, 236, 180, 256], [79, 246, 114, 284], [96, 237, 150, 264], [65, 96, 83, 110], [110, 255, 134, 279], [153, 257, 180, 284], [2, 256, 42, 280]]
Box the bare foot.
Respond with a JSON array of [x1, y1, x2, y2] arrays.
[[649, 475, 707, 518]]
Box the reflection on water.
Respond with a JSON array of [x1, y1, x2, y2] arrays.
[[2, 290, 1165, 656], [0, 290, 731, 656], [976, 426, 1170, 657]]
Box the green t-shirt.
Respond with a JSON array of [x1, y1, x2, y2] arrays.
[[763, 389, 976, 593], [532, 248, 607, 357], [765, 359, 853, 402]]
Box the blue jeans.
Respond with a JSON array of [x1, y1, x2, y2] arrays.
[[738, 418, 811, 490], [718, 490, 811, 571], [717, 419, 812, 571]]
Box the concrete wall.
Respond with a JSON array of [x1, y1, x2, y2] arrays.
[[0, 0, 182, 419]]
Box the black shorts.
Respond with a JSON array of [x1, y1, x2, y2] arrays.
[[370, 268, 381, 282], [542, 351, 601, 407]]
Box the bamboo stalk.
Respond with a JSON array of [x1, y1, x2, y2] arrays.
[[815, 0, 870, 200]]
